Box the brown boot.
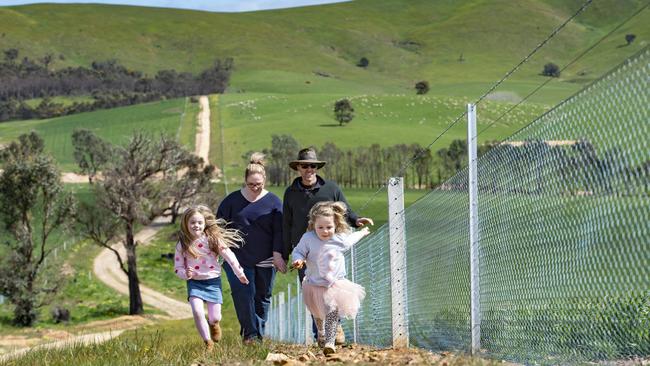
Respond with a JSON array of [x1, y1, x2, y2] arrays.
[[209, 321, 222, 342], [335, 324, 345, 345], [323, 343, 336, 355], [204, 339, 214, 352]]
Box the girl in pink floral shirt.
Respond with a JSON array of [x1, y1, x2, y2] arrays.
[[175, 205, 248, 351]]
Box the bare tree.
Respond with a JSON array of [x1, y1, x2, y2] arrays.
[[78, 132, 196, 315], [0, 132, 76, 326]]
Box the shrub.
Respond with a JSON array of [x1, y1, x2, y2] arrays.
[[357, 57, 369, 68], [415, 80, 430, 95], [542, 62, 560, 77]]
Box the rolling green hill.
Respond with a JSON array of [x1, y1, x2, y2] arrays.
[[0, 0, 647, 100], [0, 0, 647, 176]]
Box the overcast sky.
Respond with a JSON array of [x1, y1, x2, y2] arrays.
[[0, 0, 351, 12]]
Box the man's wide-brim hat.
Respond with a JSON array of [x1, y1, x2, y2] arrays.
[[289, 148, 326, 170]]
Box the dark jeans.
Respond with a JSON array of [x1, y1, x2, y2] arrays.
[[223, 261, 275, 340]]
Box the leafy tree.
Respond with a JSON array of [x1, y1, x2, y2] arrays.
[[77, 132, 195, 315], [268, 134, 300, 186], [357, 57, 369, 68], [625, 34, 636, 45], [334, 99, 354, 126], [436, 139, 468, 181], [0, 132, 76, 326], [415, 80, 430, 95], [542, 62, 561, 77], [71, 129, 112, 183]]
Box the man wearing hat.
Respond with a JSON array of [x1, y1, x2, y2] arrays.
[[282, 147, 373, 344]]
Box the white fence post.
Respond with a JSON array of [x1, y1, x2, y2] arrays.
[[351, 243, 358, 343], [468, 103, 481, 355], [287, 284, 293, 341], [388, 176, 409, 348], [278, 291, 285, 341], [304, 305, 313, 345]]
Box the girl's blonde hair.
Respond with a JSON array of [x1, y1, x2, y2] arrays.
[[178, 205, 244, 258], [244, 152, 266, 181], [307, 201, 350, 233]]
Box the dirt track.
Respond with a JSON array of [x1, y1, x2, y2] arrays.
[[92, 216, 192, 319]]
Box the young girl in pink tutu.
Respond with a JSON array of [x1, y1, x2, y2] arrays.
[[291, 201, 369, 355]]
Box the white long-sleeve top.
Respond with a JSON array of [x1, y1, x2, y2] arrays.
[[291, 230, 367, 287], [174, 235, 245, 281]]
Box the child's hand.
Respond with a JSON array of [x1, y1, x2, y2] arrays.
[[186, 268, 194, 279], [238, 275, 249, 285], [292, 259, 305, 270], [359, 227, 370, 236]]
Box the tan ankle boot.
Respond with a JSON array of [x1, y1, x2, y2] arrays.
[[210, 321, 222, 342], [323, 343, 336, 355], [204, 339, 214, 352]]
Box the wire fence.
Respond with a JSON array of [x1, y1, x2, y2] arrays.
[[267, 47, 649, 364]]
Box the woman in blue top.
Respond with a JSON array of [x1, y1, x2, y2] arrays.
[[217, 152, 285, 343]]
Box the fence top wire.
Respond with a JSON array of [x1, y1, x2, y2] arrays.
[[358, 0, 594, 215]]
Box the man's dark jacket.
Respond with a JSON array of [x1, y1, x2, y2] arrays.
[[282, 175, 358, 259]]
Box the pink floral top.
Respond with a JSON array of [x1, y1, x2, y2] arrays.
[[174, 235, 245, 281]]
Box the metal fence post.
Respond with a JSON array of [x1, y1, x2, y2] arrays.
[[468, 103, 481, 355], [388, 176, 409, 348]]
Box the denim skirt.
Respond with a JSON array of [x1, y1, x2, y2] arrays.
[[187, 277, 223, 303]]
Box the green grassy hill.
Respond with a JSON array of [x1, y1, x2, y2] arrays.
[[0, 0, 647, 173], [0, 0, 647, 100]]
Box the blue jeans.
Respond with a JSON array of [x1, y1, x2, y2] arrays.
[[223, 262, 275, 340]]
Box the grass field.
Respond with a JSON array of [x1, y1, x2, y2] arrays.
[[0, 98, 187, 170], [23, 96, 96, 108], [212, 92, 550, 183]]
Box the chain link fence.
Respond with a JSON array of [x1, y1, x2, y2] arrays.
[[267, 47, 649, 364]]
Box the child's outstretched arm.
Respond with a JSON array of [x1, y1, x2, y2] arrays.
[[219, 246, 249, 284], [173, 242, 190, 280], [343, 227, 371, 248]]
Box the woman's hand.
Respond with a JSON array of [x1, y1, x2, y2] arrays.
[[292, 259, 305, 270], [356, 217, 374, 227], [238, 275, 250, 285], [272, 251, 287, 273]]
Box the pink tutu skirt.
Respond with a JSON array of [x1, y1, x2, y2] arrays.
[[302, 279, 365, 320]]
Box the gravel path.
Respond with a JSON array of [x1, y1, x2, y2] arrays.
[[92, 216, 192, 320]]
